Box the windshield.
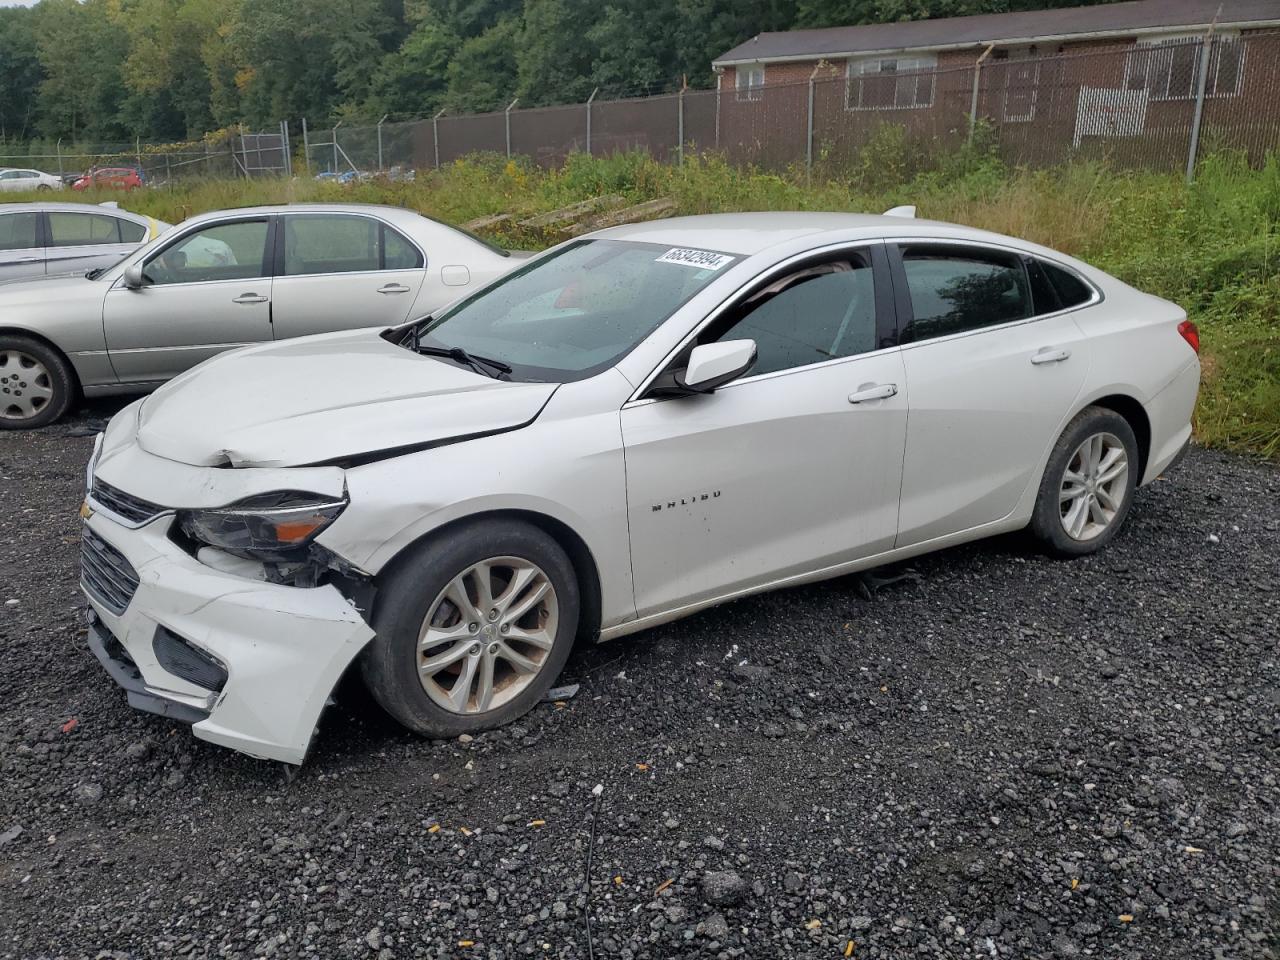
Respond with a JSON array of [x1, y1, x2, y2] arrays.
[[415, 239, 736, 382]]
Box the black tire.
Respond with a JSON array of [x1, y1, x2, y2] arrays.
[[36, 184, 52, 192], [0, 335, 76, 430], [361, 518, 580, 739], [1030, 405, 1140, 557]]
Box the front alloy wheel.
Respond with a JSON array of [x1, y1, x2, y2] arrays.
[[362, 518, 580, 739], [417, 557, 559, 714]]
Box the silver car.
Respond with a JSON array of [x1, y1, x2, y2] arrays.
[[0, 202, 169, 282], [0, 203, 523, 428]]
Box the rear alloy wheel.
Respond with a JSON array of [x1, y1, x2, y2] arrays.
[[1030, 406, 1139, 556], [0, 337, 75, 429], [362, 519, 580, 739], [1058, 432, 1128, 542]]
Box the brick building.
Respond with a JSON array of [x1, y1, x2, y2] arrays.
[[710, 0, 1280, 167]]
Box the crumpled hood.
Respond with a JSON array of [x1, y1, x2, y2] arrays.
[[136, 329, 558, 468]]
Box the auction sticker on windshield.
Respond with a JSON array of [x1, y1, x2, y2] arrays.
[[655, 248, 735, 271]]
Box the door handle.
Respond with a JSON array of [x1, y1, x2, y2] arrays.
[[848, 383, 898, 404], [377, 283, 411, 295], [1031, 347, 1071, 365], [14, 257, 41, 263], [232, 293, 269, 304]]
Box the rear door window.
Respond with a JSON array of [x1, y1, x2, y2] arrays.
[[118, 219, 147, 244], [49, 212, 122, 247], [282, 214, 422, 275], [0, 212, 39, 251], [898, 245, 1032, 343]]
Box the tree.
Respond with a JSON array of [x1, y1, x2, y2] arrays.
[[33, 0, 129, 141], [444, 17, 522, 112], [0, 7, 43, 141]]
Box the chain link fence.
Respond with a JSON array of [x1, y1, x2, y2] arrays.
[[0, 128, 291, 184], [311, 30, 1277, 181]]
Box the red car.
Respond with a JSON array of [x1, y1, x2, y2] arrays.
[[71, 167, 143, 191]]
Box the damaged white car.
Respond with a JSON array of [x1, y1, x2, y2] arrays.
[[81, 212, 1201, 763]]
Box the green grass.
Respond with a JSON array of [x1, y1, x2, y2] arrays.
[[8, 143, 1279, 457]]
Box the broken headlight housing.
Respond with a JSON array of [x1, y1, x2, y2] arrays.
[[177, 491, 348, 561]]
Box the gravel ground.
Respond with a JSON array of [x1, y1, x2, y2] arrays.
[[1, 399, 1277, 960]]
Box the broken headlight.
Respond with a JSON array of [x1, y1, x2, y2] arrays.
[[177, 491, 347, 561]]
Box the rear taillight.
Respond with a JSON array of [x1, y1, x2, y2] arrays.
[[1178, 319, 1200, 354]]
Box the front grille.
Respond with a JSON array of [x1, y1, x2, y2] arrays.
[[90, 477, 165, 524], [152, 627, 227, 692], [80, 527, 140, 616]]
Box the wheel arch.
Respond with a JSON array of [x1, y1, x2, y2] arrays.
[[0, 326, 83, 401], [376, 508, 604, 645], [1086, 393, 1151, 480]]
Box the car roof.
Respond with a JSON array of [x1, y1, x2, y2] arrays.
[[0, 202, 157, 224], [596, 211, 1014, 256], [182, 202, 437, 226]]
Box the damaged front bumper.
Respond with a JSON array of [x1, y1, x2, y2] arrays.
[[80, 511, 374, 763]]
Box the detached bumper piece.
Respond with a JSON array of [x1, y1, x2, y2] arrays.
[[87, 618, 210, 725]]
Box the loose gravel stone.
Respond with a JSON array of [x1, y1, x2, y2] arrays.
[[0, 405, 1277, 960], [702, 870, 748, 906]]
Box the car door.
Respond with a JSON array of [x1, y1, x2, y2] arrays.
[[621, 242, 907, 619], [102, 217, 276, 384], [890, 241, 1093, 548], [0, 210, 46, 279], [45, 210, 138, 275], [0, 170, 27, 193], [267, 212, 426, 339]]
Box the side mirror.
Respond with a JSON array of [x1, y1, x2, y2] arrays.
[[676, 339, 757, 394], [122, 263, 146, 289]]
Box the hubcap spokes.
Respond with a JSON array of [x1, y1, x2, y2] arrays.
[[417, 556, 558, 715], [0, 350, 53, 421], [1059, 432, 1128, 541]]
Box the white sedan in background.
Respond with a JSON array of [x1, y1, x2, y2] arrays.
[[80, 211, 1200, 763], [0, 167, 63, 192], [0, 203, 525, 427]]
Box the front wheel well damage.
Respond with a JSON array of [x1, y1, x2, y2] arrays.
[[378, 510, 604, 645], [1087, 394, 1151, 480]]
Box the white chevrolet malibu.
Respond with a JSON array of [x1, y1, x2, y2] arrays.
[[80, 212, 1201, 763]]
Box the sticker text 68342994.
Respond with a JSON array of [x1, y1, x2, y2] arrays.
[[655, 248, 735, 271]]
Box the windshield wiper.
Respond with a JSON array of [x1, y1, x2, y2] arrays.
[[85, 267, 104, 280], [415, 344, 512, 379]]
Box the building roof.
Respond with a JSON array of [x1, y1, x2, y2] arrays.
[[713, 0, 1280, 66]]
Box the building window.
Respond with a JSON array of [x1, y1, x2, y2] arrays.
[[736, 65, 764, 102], [847, 55, 937, 110], [1124, 34, 1244, 101], [996, 48, 1040, 122]]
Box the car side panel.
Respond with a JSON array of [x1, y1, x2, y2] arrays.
[[895, 312, 1092, 547], [320, 370, 637, 631]]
